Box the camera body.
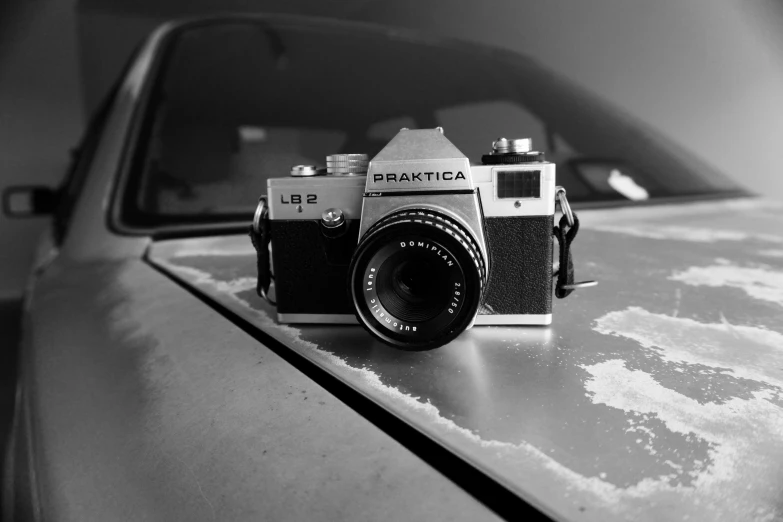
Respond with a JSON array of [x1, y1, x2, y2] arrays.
[[265, 128, 555, 348]]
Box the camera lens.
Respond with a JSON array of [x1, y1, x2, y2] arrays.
[[349, 210, 486, 349], [377, 253, 451, 323]]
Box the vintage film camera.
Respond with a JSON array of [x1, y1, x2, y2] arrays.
[[252, 128, 592, 349]]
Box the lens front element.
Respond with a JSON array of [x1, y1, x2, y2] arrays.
[[363, 236, 466, 339], [379, 252, 454, 322], [349, 210, 486, 349]]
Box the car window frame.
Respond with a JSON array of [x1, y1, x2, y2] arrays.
[[108, 22, 245, 240], [52, 47, 141, 245], [109, 17, 751, 240]]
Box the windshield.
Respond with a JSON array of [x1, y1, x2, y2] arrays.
[[121, 19, 743, 229]]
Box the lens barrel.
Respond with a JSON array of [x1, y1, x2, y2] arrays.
[[349, 209, 486, 349]]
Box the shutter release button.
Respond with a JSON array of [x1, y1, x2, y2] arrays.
[[321, 208, 345, 228]]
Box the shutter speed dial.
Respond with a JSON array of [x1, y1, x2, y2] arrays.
[[326, 154, 369, 175]]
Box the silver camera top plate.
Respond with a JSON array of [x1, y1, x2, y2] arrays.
[[365, 129, 473, 192]]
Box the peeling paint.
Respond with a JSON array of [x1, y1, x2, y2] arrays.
[[167, 265, 257, 295], [582, 358, 783, 522], [153, 254, 783, 521], [153, 261, 627, 511], [594, 306, 783, 389], [590, 304, 783, 518], [163, 237, 257, 258], [149, 205, 783, 522], [670, 261, 783, 308]]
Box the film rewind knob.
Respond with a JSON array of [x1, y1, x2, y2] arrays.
[[492, 137, 532, 153], [290, 165, 324, 177]]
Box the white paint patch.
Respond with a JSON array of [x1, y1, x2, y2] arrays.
[[158, 236, 256, 258], [591, 224, 783, 243], [582, 359, 783, 522], [216, 277, 257, 295], [594, 306, 783, 388], [154, 261, 649, 512], [161, 265, 257, 295], [153, 257, 783, 520], [670, 261, 783, 308]]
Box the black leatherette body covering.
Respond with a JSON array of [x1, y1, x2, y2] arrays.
[[271, 220, 359, 314], [480, 215, 553, 315]]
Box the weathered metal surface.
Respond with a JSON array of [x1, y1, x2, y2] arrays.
[[150, 197, 783, 522], [13, 259, 501, 521]]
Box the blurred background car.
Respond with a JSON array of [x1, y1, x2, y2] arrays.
[[2, 4, 783, 522], [3, 0, 783, 299]]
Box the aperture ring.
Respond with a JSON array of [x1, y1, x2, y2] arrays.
[[362, 210, 487, 288]]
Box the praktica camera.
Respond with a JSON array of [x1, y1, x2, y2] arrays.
[[254, 128, 569, 349]]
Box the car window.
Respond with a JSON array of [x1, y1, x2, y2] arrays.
[[433, 100, 595, 199], [120, 21, 743, 229]]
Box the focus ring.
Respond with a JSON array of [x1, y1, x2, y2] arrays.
[[350, 208, 488, 349], [362, 210, 487, 289]]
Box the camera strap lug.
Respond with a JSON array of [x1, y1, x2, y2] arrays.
[[553, 187, 597, 298], [249, 197, 276, 305]]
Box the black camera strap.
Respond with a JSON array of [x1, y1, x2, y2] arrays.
[[553, 213, 579, 298], [552, 187, 597, 298], [249, 198, 275, 305], [248, 224, 274, 304]]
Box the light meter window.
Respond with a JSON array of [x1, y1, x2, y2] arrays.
[[497, 171, 541, 199]]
